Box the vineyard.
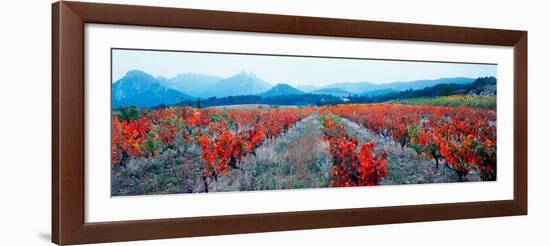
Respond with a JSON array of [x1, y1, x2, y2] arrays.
[[111, 103, 496, 196]]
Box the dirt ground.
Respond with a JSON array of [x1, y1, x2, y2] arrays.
[[210, 113, 332, 192], [112, 110, 481, 196], [338, 117, 479, 184]]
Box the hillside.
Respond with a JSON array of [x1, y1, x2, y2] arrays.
[[348, 76, 496, 104], [361, 88, 399, 97], [262, 83, 304, 97], [179, 76, 496, 107], [310, 88, 352, 97], [112, 70, 192, 108], [113, 68, 490, 108], [197, 71, 272, 98], [319, 77, 475, 94], [295, 85, 317, 92], [158, 73, 222, 96]]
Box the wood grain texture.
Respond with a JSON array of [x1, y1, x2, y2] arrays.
[[51, 3, 59, 243], [513, 34, 528, 213], [69, 200, 523, 244], [62, 1, 525, 46], [52, 1, 528, 245], [52, 2, 85, 245]]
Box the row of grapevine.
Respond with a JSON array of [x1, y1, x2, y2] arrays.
[[326, 104, 497, 181], [111, 106, 313, 192], [111, 106, 216, 164], [197, 107, 313, 191], [318, 110, 388, 187]]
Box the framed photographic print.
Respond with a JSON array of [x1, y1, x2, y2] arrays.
[[52, 1, 527, 245]]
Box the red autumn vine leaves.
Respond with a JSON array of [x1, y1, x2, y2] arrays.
[[197, 108, 312, 179], [112, 103, 497, 192], [325, 104, 497, 181], [319, 113, 388, 186], [112, 106, 313, 191]]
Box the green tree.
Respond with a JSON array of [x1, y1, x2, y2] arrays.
[[118, 106, 141, 121]]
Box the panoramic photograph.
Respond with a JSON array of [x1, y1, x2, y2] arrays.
[[111, 48, 497, 196]]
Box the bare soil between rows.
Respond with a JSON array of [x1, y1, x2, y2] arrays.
[[337, 117, 466, 185], [112, 111, 480, 196]]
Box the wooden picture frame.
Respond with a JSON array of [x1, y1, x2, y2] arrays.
[[52, 1, 527, 245]]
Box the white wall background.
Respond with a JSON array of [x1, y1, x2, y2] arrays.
[[0, 0, 547, 245]]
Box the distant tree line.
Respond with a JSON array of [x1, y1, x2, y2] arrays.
[[347, 76, 496, 104], [176, 94, 344, 108], [147, 76, 497, 109]]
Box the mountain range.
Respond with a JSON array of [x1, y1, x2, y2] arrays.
[[112, 69, 478, 108], [157, 73, 222, 96], [112, 70, 193, 108], [205, 72, 272, 98], [305, 77, 475, 95]]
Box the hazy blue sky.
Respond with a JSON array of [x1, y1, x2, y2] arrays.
[[112, 49, 497, 86]]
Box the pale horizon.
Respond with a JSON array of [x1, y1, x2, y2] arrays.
[[112, 49, 498, 87]]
